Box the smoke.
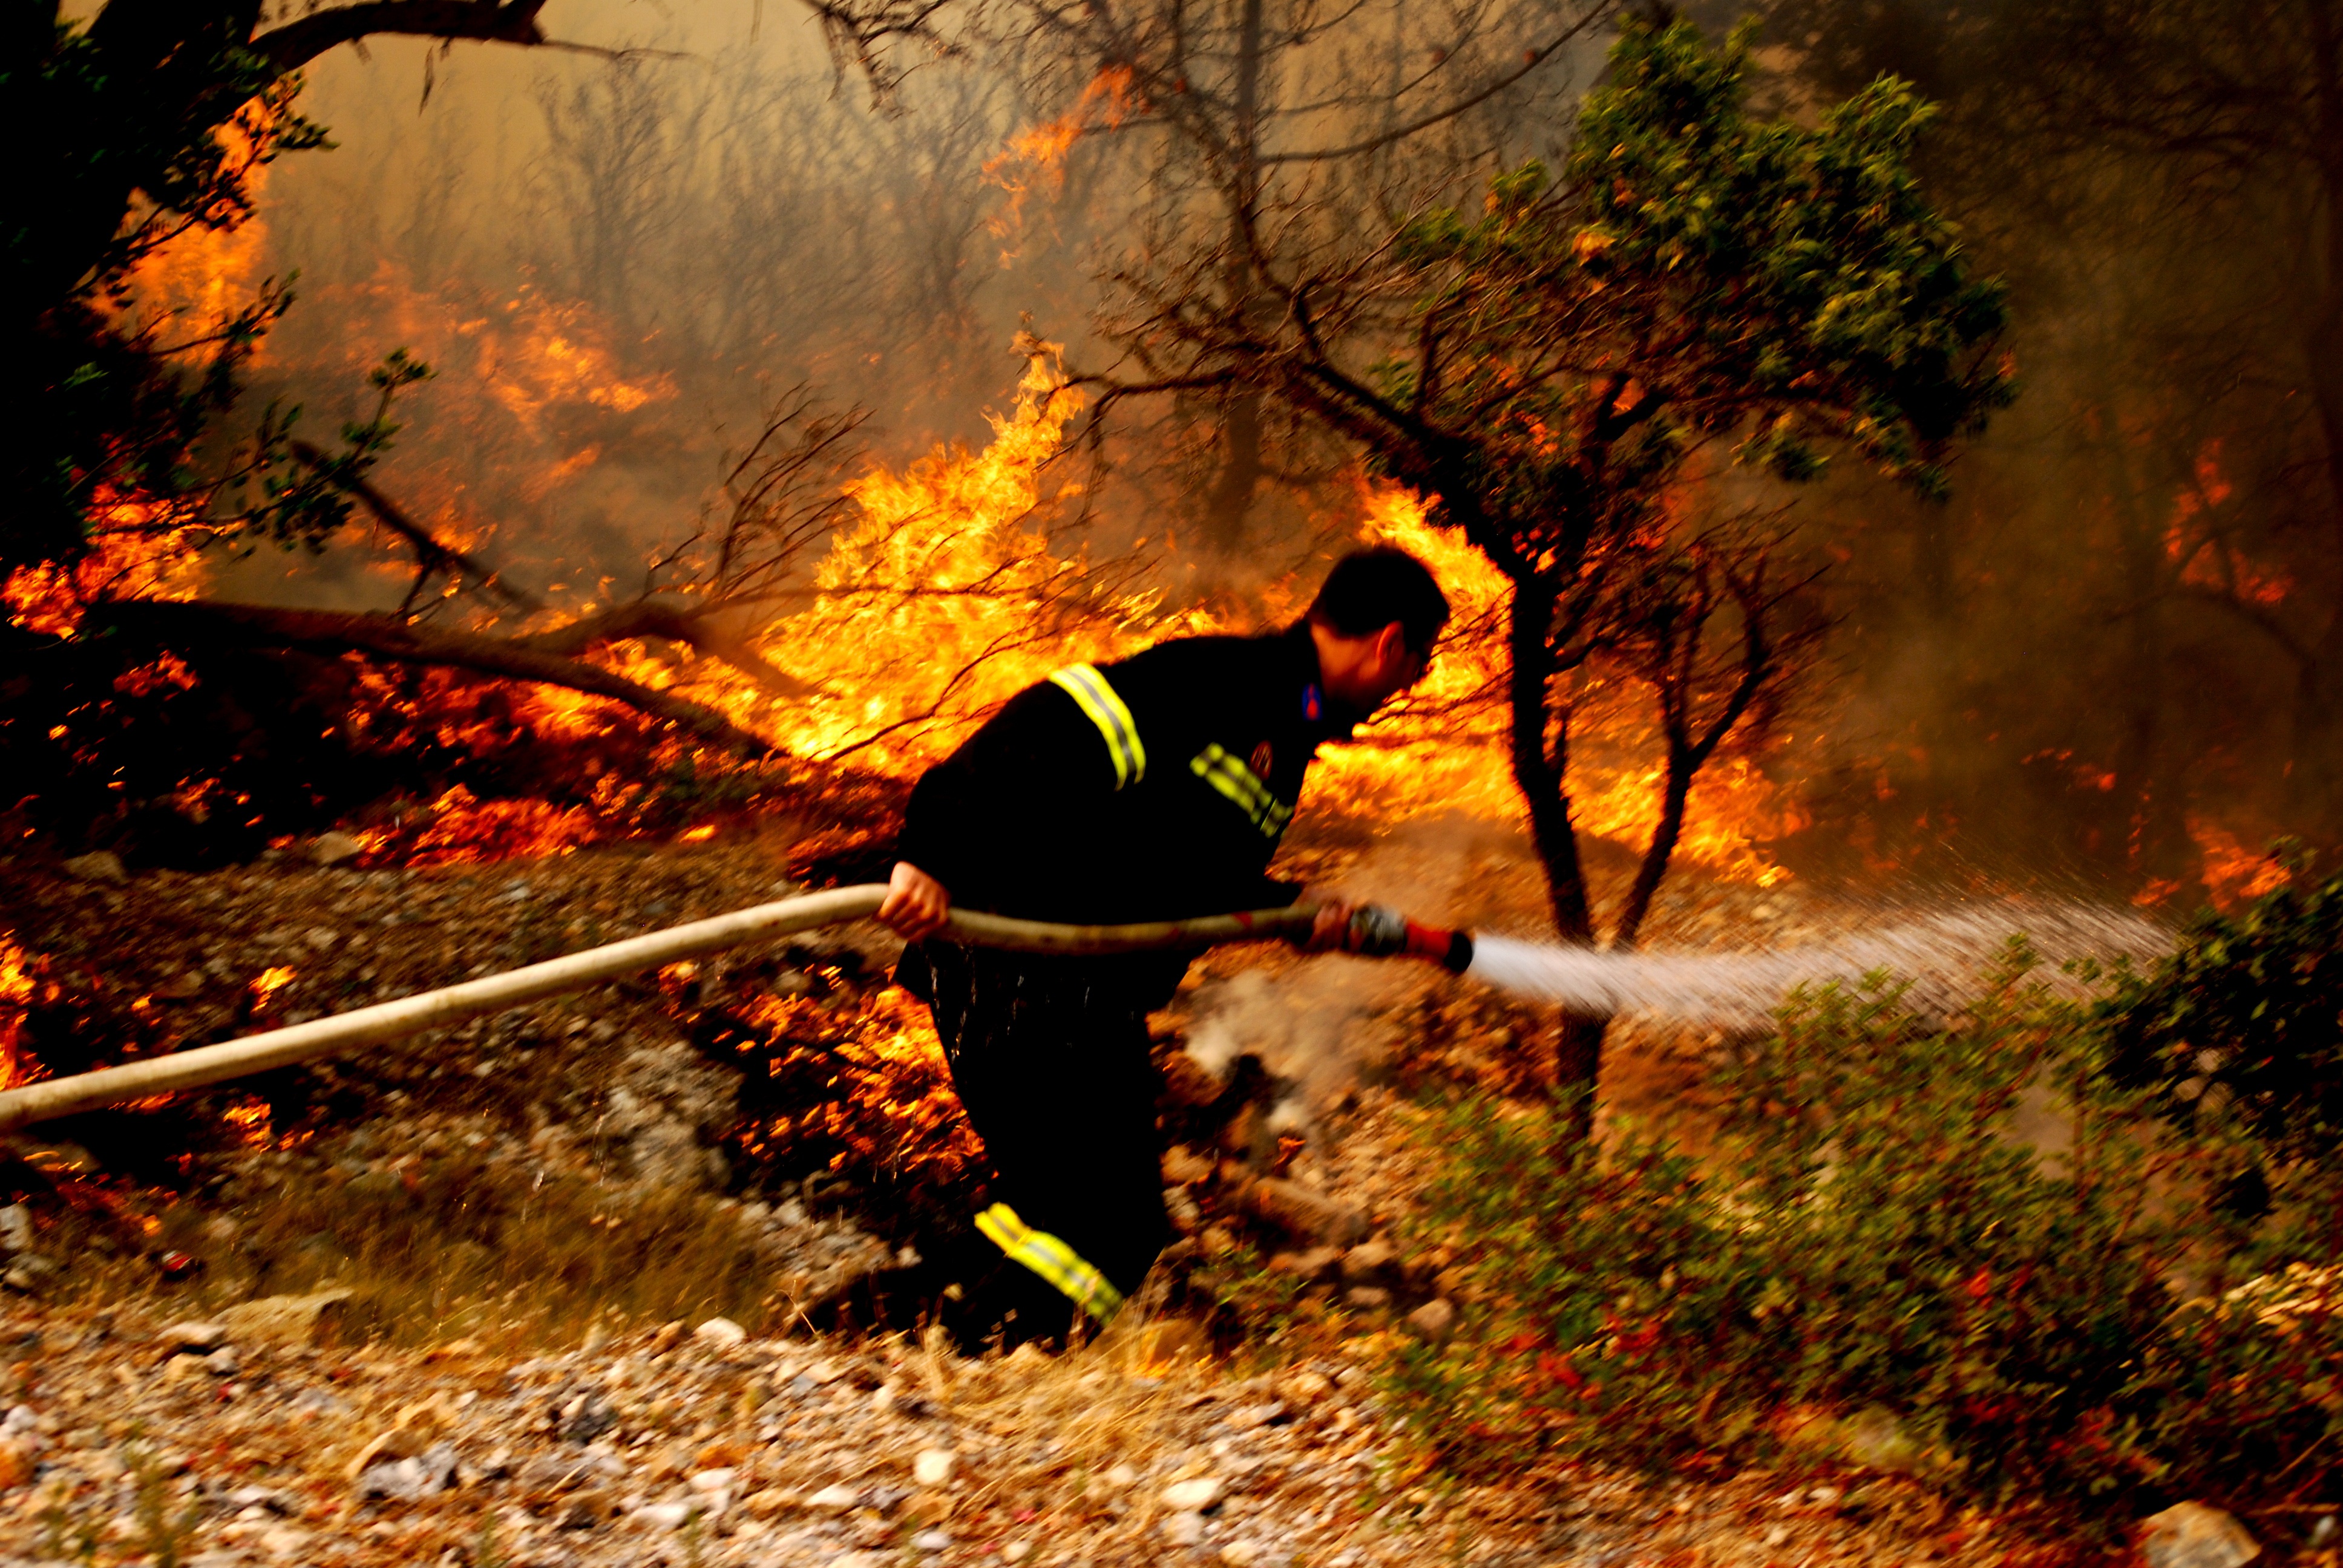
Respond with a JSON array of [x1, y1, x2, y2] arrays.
[[1176, 814, 1525, 1114]]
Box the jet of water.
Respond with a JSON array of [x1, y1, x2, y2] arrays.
[[1463, 903, 2173, 1028]]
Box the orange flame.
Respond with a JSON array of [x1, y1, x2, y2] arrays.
[[1319, 485, 1806, 887], [637, 350, 1213, 771], [251, 965, 298, 1011], [3, 489, 210, 636], [984, 67, 1138, 256], [0, 937, 38, 1090], [2189, 818, 2291, 912]]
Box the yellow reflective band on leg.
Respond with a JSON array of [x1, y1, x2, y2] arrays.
[[974, 1202, 1127, 1322], [1189, 744, 1294, 839], [1049, 664, 1147, 789]]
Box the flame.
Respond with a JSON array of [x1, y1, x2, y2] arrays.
[[251, 966, 298, 1010], [710, 986, 986, 1201], [0, 937, 38, 1090], [393, 786, 598, 867], [647, 350, 1211, 771], [1315, 485, 1806, 887], [221, 1095, 274, 1151], [480, 287, 677, 430], [4, 489, 210, 636], [2165, 440, 2290, 606], [120, 114, 274, 341], [2189, 818, 2292, 911], [984, 68, 1138, 257]]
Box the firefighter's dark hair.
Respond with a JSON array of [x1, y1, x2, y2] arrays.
[[1306, 547, 1449, 655]]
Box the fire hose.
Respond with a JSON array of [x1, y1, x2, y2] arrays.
[[0, 885, 1474, 1134]]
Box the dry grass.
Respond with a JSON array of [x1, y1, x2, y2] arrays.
[[59, 1154, 794, 1353]]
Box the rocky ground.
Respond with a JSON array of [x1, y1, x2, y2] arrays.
[[0, 828, 2277, 1566], [0, 1297, 2106, 1568]]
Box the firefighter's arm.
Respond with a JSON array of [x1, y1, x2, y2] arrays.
[[886, 675, 1125, 938]]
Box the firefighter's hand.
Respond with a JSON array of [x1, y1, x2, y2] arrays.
[[1305, 900, 1355, 953], [879, 861, 951, 941]]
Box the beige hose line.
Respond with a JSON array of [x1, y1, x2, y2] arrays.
[[0, 884, 1318, 1134]]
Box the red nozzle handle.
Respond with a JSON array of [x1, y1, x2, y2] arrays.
[[1342, 904, 1476, 973]]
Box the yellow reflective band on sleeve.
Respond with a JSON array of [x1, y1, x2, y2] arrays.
[[974, 1201, 1127, 1323], [1190, 743, 1294, 840], [1049, 664, 1147, 789]]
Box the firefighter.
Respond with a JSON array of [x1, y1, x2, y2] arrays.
[[871, 546, 1448, 1349]]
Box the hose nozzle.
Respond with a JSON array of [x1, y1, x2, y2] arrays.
[[1341, 903, 1476, 973]]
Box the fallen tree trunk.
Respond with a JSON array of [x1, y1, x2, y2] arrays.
[[95, 599, 776, 759], [517, 599, 813, 700]]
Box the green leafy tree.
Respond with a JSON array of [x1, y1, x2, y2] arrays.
[[2, 2, 583, 584], [1112, 19, 2009, 1127], [2, 2, 819, 859]]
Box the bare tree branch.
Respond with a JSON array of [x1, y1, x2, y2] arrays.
[[97, 600, 777, 759]]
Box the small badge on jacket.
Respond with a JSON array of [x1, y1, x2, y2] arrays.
[[1250, 740, 1274, 779]]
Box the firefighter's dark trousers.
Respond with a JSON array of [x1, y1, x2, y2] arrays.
[[906, 940, 1172, 1325]]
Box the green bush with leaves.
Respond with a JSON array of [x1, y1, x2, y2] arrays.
[[2100, 856, 2343, 1238], [1389, 936, 2343, 1515]]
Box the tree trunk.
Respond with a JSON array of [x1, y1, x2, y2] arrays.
[[1506, 577, 1605, 1142], [1205, 0, 1268, 554], [1612, 744, 1691, 952], [2290, 142, 2343, 828]]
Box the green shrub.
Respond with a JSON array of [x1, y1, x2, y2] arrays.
[[2100, 858, 2343, 1243], [1388, 942, 2343, 1515]]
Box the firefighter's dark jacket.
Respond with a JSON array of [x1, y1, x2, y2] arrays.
[[896, 622, 1357, 1001]]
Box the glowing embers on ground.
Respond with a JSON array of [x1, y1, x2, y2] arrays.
[[694, 979, 985, 1221], [2, 491, 212, 638]]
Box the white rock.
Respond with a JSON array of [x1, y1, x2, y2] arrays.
[[689, 1467, 738, 1494], [1404, 1298, 1458, 1343], [307, 832, 365, 868], [913, 1449, 955, 1486], [1164, 1477, 1224, 1512], [694, 1316, 748, 1348], [913, 1529, 952, 1552], [0, 1207, 32, 1254], [807, 1483, 862, 1511], [634, 1502, 693, 1529], [1003, 1544, 1032, 1564], [157, 1321, 228, 1353], [1165, 1511, 1207, 1546], [1105, 1462, 1140, 1489], [257, 1524, 309, 1560], [1221, 1544, 1262, 1566], [62, 852, 126, 885], [2142, 1502, 2261, 1568]]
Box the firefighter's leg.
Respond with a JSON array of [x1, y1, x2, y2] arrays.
[[925, 947, 1170, 1338]]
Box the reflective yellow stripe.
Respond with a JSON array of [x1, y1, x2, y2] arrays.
[[1190, 744, 1293, 839], [1049, 664, 1147, 789], [975, 1202, 1126, 1322]]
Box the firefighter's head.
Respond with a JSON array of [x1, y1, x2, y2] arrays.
[[1305, 547, 1448, 713]]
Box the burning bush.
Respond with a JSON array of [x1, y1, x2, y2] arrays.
[[1387, 933, 2343, 1524]]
